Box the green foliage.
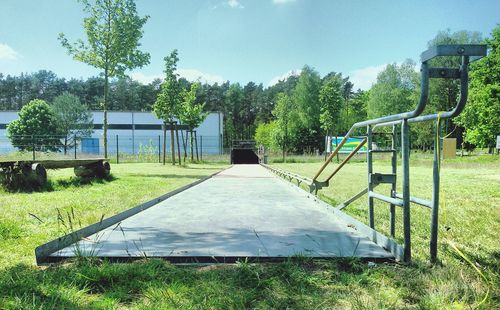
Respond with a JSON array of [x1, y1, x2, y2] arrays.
[[272, 93, 293, 158], [319, 73, 343, 133], [456, 26, 500, 149], [58, 0, 150, 78], [153, 49, 182, 123], [52, 92, 94, 152], [179, 82, 208, 130], [346, 89, 369, 126], [293, 66, 322, 129], [223, 83, 244, 144], [254, 122, 276, 149], [367, 60, 419, 119], [6, 99, 61, 152]]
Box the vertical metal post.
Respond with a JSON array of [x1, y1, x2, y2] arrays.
[[132, 111, 135, 156], [74, 134, 77, 159], [194, 131, 199, 161], [116, 135, 119, 164], [200, 136, 203, 161], [401, 119, 411, 262], [32, 135, 35, 160], [430, 120, 441, 263], [390, 124, 397, 237], [335, 136, 339, 163], [367, 125, 374, 229]]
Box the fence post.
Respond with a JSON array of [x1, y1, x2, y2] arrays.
[[335, 136, 340, 163], [116, 135, 119, 164], [32, 135, 35, 160], [200, 136, 203, 161], [194, 131, 199, 161], [220, 133, 223, 155], [74, 134, 77, 159]]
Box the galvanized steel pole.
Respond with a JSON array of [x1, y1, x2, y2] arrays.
[[430, 120, 442, 263], [390, 125, 397, 237], [367, 125, 374, 229], [401, 119, 411, 262]]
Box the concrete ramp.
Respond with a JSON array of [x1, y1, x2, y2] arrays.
[[45, 165, 395, 263]]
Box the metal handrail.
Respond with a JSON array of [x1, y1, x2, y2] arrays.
[[313, 44, 487, 183], [312, 63, 429, 182]]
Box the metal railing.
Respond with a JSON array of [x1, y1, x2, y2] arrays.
[[267, 45, 487, 263]]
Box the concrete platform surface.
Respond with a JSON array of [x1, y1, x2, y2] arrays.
[[51, 165, 393, 261]]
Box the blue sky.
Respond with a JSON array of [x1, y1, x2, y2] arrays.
[[0, 0, 498, 90]]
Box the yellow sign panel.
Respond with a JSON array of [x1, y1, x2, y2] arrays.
[[442, 138, 456, 159]]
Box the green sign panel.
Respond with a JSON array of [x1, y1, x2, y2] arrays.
[[327, 136, 367, 153]]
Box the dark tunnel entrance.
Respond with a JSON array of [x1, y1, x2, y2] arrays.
[[231, 149, 259, 164]]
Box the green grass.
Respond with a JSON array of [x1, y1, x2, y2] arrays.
[[0, 157, 498, 309]]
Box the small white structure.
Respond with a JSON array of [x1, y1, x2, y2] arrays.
[[0, 111, 224, 155]]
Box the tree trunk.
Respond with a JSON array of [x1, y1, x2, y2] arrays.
[[103, 68, 109, 159], [64, 136, 68, 155], [170, 121, 176, 165], [163, 122, 167, 165]]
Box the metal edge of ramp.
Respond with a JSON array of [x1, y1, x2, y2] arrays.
[[34, 166, 231, 265], [261, 164, 404, 262]]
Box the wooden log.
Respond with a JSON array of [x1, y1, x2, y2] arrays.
[[31, 163, 47, 186], [74, 161, 111, 178]]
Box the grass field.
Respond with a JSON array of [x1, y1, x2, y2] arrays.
[[0, 157, 498, 309]]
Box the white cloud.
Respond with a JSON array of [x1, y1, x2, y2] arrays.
[[227, 0, 244, 8], [272, 0, 295, 4], [348, 64, 387, 91], [0, 43, 19, 61], [128, 72, 163, 84], [267, 69, 301, 87], [177, 68, 226, 84], [129, 69, 226, 85]]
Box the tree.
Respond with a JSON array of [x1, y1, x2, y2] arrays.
[[347, 89, 368, 125], [254, 122, 276, 150], [224, 83, 244, 146], [272, 92, 293, 161], [368, 60, 419, 119], [153, 49, 182, 165], [179, 82, 208, 161], [319, 73, 343, 136], [59, 0, 150, 158], [456, 26, 500, 150], [52, 92, 94, 154], [293, 66, 322, 129], [292, 66, 323, 153], [7, 99, 61, 152]]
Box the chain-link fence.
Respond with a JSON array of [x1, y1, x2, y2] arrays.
[[0, 134, 228, 163]]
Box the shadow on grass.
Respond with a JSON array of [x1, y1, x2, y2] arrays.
[[1, 174, 117, 193], [0, 258, 377, 309], [53, 174, 117, 190]]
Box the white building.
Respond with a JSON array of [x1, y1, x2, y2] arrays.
[[0, 111, 224, 155]]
